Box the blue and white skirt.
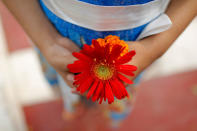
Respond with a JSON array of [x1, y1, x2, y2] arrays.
[[38, 0, 171, 123]]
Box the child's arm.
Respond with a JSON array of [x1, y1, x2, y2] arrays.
[[128, 0, 197, 78], [2, 0, 79, 87]]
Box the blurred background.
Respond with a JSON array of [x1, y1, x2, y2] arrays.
[[0, 1, 197, 131]]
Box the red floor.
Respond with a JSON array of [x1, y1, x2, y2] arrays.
[[23, 70, 197, 131], [120, 70, 197, 131]]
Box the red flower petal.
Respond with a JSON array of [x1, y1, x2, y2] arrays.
[[74, 72, 91, 86], [97, 89, 105, 104], [104, 87, 106, 102], [74, 72, 89, 82], [99, 89, 105, 104], [74, 73, 83, 81], [116, 50, 136, 64], [109, 44, 124, 62], [92, 40, 106, 59], [92, 81, 103, 102], [118, 68, 135, 77], [67, 60, 89, 73], [104, 43, 110, 61], [105, 81, 114, 104], [109, 80, 122, 99], [75, 72, 90, 90], [72, 52, 92, 62], [99, 97, 103, 104], [118, 65, 137, 71], [114, 78, 129, 98], [81, 44, 94, 56], [87, 79, 99, 99], [92, 39, 102, 49], [78, 76, 93, 94], [118, 73, 133, 84]]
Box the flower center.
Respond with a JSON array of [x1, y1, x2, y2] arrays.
[[93, 63, 114, 80]]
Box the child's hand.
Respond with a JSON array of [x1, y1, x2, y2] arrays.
[[126, 0, 197, 81], [41, 37, 80, 88], [126, 38, 161, 80]]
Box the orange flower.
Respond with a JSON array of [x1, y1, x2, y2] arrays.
[[93, 35, 129, 56]]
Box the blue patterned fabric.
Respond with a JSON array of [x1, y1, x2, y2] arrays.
[[78, 0, 154, 6]]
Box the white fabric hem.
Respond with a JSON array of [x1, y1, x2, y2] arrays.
[[42, 0, 170, 31], [137, 14, 172, 40]]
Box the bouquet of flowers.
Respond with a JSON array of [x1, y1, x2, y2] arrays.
[[67, 35, 137, 104]]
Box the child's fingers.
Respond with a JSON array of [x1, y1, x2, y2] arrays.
[[66, 73, 74, 82], [63, 72, 89, 96], [58, 71, 75, 88], [71, 88, 79, 94]]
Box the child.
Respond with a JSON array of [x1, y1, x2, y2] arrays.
[[3, 0, 197, 128]]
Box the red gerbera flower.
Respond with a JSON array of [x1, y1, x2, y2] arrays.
[[67, 35, 137, 104]]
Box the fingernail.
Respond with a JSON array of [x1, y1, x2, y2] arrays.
[[71, 88, 77, 93], [67, 74, 74, 81]]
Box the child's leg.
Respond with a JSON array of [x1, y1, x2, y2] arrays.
[[104, 89, 136, 129], [57, 74, 79, 113], [104, 74, 143, 129], [36, 48, 80, 118]]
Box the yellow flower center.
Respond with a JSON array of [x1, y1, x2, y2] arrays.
[[93, 63, 115, 80]]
